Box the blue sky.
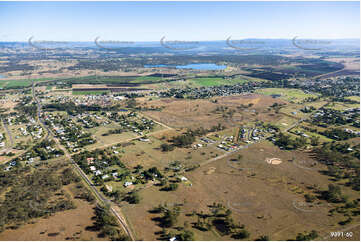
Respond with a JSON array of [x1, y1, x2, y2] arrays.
[[0, 1, 359, 41]]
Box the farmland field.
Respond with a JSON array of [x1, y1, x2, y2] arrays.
[[72, 90, 110, 95], [255, 88, 319, 103], [190, 76, 264, 87]]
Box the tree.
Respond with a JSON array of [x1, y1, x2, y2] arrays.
[[162, 183, 178, 191], [161, 208, 180, 228], [256, 235, 270, 241], [233, 229, 250, 239], [126, 98, 137, 108], [296, 230, 318, 240], [310, 136, 320, 146], [161, 143, 174, 152], [322, 184, 345, 203], [177, 230, 194, 241], [126, 192, 140, 204]]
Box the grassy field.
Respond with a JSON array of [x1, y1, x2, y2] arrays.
[[132, 76, 162, 83], [72, 90, 110, 95], [0, 79, 33, 89], [345, 96, 360, 102], [141, 94, 285, 129], [324, 101, 360, 111], [190, 76, 263, 87], [0, 78, 56, 89], [255, 88, 319, 103]]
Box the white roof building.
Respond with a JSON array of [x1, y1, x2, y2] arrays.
[[124, 181, 133, 187]]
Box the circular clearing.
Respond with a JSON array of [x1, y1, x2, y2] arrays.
[[266, 157, 282, 165]]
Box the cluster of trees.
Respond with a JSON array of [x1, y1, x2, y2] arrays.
[[73, 149, 126, 176], [161, 183, 179, 192], [313, 142, 359, 191], [143, 166, 163, 180], [44, 102, 119, 115], [310, 108, 358, 127], [89, 205, 130, 240], [14, 103, 37, 118], [162, 125, 225, 151], [194, 203, 251, 239], [102, 128, 124, 136], [73, 183, 96, 203], [321, 184, 347, 203], [124, 191, 140, 204], [12, 139, 65, 161], [149, 203, 195, 240], [274, 132, 307, 150], [321, 128, 358, 141], [295, 230, 318, 241], [0, 163, 78, 232], [300, 106, 316, 113], [172, 133, 196, 148]]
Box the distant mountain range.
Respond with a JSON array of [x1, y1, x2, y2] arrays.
[[0, 39, 359, 55]]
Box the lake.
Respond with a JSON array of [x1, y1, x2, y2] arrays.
[[144, 63, 227, 70], [0, 74, 5, 79]]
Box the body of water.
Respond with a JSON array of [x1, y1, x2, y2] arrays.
[[145, 63, 227, 70], [0, 74, 5, 79], [176, 63, 226, 70]]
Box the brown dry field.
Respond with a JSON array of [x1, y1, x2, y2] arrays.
[[0, 183, 105, 241], [0, 61, 174, 81], [325, 57, 360, 71], [0, 97, 17, 112], [117, 135, 224, 171], [141, 94, 287, 129], [121, 141, 360, 241]]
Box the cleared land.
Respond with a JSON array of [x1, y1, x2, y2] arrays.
[[141, 94, 287, 129], [255, 88, 319, 103]]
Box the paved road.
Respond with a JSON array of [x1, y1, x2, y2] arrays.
[[0, 118, 14, 153], [32, 80, 135, 240], [32, 81, 51, 140]]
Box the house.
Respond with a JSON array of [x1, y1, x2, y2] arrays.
[[139, 137, 150, 142], [169, 237, 176, 241], [124, 181, 133, 187], [94, 170, 102, 176], [180, 176, 188, 181], [105, 185, 113, 192], [102, 174, 110, 180], [90, 166, 96, 171], [87, 157, 94, 164]]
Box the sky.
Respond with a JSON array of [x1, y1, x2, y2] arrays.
[[0, 1, 360, 41]]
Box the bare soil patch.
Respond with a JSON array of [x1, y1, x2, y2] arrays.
[[142, 94, 286, 129], [266, 157, 283, 165]]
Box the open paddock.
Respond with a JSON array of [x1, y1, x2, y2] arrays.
[[120, 141, 359, 240], [141, 94, 286, 129]]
